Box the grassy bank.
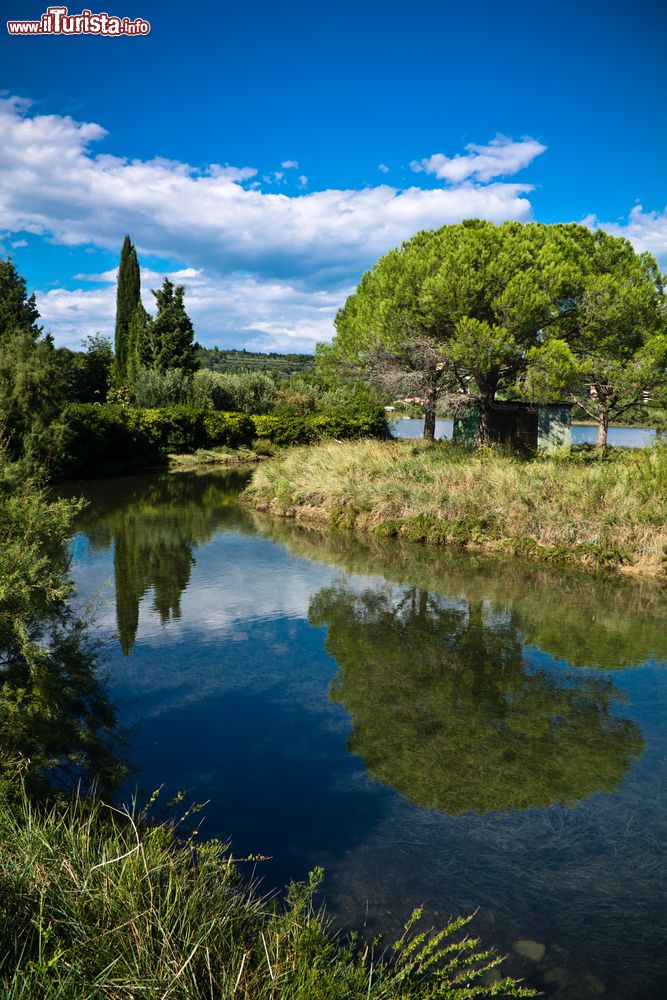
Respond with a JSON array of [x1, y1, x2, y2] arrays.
[[244, 440, 667, 577], [0, 787, 534, 999]]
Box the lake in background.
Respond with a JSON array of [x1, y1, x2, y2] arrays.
[[63, 469, 667, 1000], [391, 417, 657, 448]]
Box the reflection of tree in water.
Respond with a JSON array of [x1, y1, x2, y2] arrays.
[[0, 619, 126, 798], [254, 516, 667, 670], [310, 580, 643, 815], [1, 476, 126, 798], [75, 469, 253, 655]]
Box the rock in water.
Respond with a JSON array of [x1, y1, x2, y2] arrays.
[[513, 939, 547, 962]]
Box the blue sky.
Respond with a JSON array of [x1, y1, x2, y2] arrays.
[[1, 0, 666, 351]]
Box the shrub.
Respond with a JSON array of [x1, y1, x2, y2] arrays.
[[141, 406, 206, 452], [38, 405, 258, 478], [192, 371, 277, 413], [202, 410, 255, 448], [252, 410, 387, 445], [133, 366, 193, 407]]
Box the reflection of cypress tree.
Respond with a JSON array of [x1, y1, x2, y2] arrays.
[[310, 580, 644, 815], [73, 470, 254, 655], [114, 532, 145, 657]]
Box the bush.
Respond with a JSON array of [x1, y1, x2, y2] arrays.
[[133, 366, 193, 407], [40, 405, 257, 478], [192, 370, 277, 413], [202, 410, 255, 448], [144, 368, 194, 407], [252, 410, 387, 446]]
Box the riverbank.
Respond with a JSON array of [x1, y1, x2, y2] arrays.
[[244, 439, 667, 577], [0, 786, 535, 999]]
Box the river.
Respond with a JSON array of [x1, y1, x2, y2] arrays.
[[63, 468, 667, 1000], [391, 417, 657, 447]]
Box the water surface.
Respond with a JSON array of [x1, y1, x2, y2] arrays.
[[63, 469, 667, 1000], [391, 417, 657, 447]]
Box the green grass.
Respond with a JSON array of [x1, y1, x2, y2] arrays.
[[244, 440, 667, 577], [0, 785, 535, 999]]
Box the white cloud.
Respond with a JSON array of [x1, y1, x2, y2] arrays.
[[281, 160, 299, 169], [0, 97, 545, 350], [378, 163, 390, 174], [38, 266, 347, 352], [411, 135, 547, 183], [584, 205, 667, 263]]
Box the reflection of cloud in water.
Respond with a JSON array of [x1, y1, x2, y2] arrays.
[[70, 529, 381, 722]]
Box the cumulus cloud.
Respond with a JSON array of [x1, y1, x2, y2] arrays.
[[378, 163, 390, 174], [0, 97, 546, 349], [38, 266, 347, 352], [584, 205, 667, 263], [411, 135, 547, 183], [280, 159, 299, 169]]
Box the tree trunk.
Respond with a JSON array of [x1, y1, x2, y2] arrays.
[[423, 388, 437, 441], [476, 389, 495, 447], [596, 407, 609, 449]]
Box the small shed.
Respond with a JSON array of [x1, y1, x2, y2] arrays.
[[453, 402, 572, 453]]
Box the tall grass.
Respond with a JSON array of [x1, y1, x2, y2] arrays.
[[244, 441, 667, 576], [0, 785, 535, 999]]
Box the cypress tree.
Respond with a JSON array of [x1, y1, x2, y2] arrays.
[[150, 278, 197, 375], [114, 235, 141, 384], [126, 302, 152, 383]]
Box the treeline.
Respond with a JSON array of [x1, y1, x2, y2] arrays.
[[0, 242, 385, 475], [196, 345, 314, 376]]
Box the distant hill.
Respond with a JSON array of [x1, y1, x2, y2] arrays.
[[196, 346, 314, 377]]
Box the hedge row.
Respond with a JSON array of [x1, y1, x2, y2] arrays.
[[46, 404, 387, 478], [252, 410, 388, 445]]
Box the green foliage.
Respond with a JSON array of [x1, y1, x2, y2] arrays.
[[0, 331, 65, 455], [326, 220, 666, 444], [54, 334, 114, 404], [251, 410, 387, 446], [202, 410, 255, 448], [40, 404, 257, 478], [0, 258, 41, 345], [149, 278, 197, 376], [0, 455, 125, 798], [114, 235, 141, 385], [0, 258, 66, 456], [521, 229, 666, 444], [0, 786, 534, 998], [127, 301, 151, 381], [192, 369, 278, 413], [133, 365, 194, 407]]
